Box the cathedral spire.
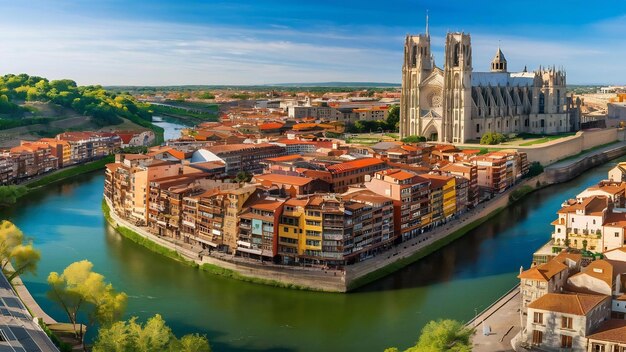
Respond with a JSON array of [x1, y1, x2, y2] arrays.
[[425, 10, 429, 36]]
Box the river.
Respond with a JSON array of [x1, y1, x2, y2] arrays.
[[1, 125, 623, 351], [152, 115, 191, 141]]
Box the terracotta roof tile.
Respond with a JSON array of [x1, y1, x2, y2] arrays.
[[527, 293, 609, 315]]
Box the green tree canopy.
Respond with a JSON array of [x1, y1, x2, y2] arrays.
[[92, 314, 211, 352], [386, 105, 399, 132], [480, 132, 507, 145], [0, 220, 41, 282], [47, 260, 127, 340], [0, 186, 27, 206], [386, 319, 474, 352], [401, 135, 427, 143]]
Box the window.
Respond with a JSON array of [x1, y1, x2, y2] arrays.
[[592, 343, 606, 352], [532, 330, 543, 345], [593, 219, 596, 225], [561, 335, 572, 348], [533, 312, 543, 324], [284, 227, 288, 233], [561, 316, 572, 329], [616, 232, 620, 238], [476, 124, 480, 133]]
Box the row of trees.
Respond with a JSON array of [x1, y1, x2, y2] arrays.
[[0, 221, 210, 351], [0, 74, 153, 128]]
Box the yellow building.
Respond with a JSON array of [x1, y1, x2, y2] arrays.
[[422, 174, 456, 226], [278, 198, 307, 264]]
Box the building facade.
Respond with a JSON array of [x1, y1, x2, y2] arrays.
[[400, 27, 578, 143]]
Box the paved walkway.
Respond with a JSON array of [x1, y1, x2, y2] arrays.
[[471, 286, 521, 352], [6, 264, 56, 325]]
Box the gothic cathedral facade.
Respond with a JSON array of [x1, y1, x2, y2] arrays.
[[400, 30, 580, 143]]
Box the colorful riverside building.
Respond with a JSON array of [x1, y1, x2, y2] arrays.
[[278, 190, 395, 265], [238, 194, 285, 260], [422, 174, 457, 226], [365, 169, 431, 241]]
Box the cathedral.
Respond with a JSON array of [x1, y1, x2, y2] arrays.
[[400, 24, 580, 143]]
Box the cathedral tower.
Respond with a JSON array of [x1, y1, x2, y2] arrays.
[[400, 17, 434, 138], [442, 32, 472, 143], [491, 47, 507, 72]]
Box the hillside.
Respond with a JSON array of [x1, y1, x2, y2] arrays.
[[0, 73, 163, 145]]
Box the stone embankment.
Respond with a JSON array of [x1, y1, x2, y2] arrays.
[[543, 142, 626, 184]]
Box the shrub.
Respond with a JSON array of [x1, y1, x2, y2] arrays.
[[480, 132, 507, 145]]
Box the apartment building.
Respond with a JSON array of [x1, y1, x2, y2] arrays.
[[439, 162, 479, 208], [206, 143, 286, 175], [57, 131, 121, 164], [421, 174, 456, 226], [147, 175, 217, 239], [0, 155, 15, 185], [365, 169, 431, 241], [238, 195, 285, 261], [473, 151, 528, 195], [9, 144, 57, 179], [326, 157, 388, 193]]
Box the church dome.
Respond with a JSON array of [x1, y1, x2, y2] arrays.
[[491, 47, 507, 72]]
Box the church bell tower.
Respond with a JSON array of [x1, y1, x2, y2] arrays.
[[442, 32, 472, 143]]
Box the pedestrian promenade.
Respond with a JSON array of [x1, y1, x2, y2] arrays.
[[470, 286, 521, 352]]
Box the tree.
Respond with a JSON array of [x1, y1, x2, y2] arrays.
[[526, 162, 544, 178], [401, 135, 426, 143], [386, 105, 400, 132], [0, 221, 41, 282], [387, 319, 474, 352], [480, 132, 506, 145], [235, 171, 252, 184], [47, 260, 127, 341], [92, 314, 211, 352], [0, 186, 28, 206]]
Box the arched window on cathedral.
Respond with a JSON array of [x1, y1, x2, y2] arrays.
[[453, 44, 460, 67], [556, 90, 561, 112], [539, 92, 545, 114]]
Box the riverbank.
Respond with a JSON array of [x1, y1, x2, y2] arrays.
[[345, 175, 546, 290], [0, 155, 115, 209], [103, 173, 542, 292], [103, 199, 346, 292]]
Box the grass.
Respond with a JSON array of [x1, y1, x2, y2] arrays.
[[518, 133, 576, 146], [102, 200, 198, 267], [150, 104, 218, 122], [509, 185, 535, 203], [555, 141, 620, 164], [198, 263, 318, 291], [25, 155, 115, 189]]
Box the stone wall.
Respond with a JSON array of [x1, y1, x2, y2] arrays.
[[519, 129, 621, 166], [543, 143, 626, 184]]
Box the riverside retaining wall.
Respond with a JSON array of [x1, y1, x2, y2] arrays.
[[519, 128, 623, 166], [543, 143, 626, 184]]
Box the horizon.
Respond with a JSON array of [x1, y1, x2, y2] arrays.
[[1, 0, 625, 86]]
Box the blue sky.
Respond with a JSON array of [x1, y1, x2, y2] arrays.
[[1, 0, 625, 85]]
